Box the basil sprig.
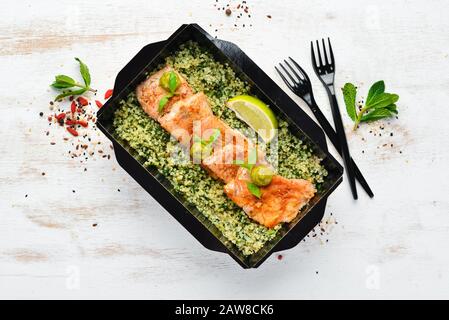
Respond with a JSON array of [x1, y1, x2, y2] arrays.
[[342, 81, 399, 130], [158, 71, 179, 113], [50, 57, 96, 101]]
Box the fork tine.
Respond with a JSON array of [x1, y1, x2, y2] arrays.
[[327, 37, 334, 65], [279, 63, 296, 84], [275, 66, 294, 92], [288, 57, 311, 82], [284, 59, 302, 81], [315, 40, 323, 67], [322, 38, 330, 65], [310, 41, 317, 68]]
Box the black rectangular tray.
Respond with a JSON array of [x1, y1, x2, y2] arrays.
[[97, 24, 343, 268]]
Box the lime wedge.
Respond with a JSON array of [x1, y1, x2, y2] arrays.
[[226, 95, 278, 142]]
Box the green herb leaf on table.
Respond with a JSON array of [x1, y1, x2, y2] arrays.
[[246, 182, 262, 199], [75, 57, 91, 87], [342, 83, 357, 121], [341, 80, 399, 130], [51, 75, 76, 89], [50, 58, 95, 101], [361, 108, 396, 122], [55, 87, 87, 101], [366, 80, 385, 106]]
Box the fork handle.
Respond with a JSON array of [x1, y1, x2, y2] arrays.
[[310, 99, 374, 198]]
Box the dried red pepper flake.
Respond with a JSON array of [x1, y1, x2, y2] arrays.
[[47, 116, 53, 122], [65, 119, 76, 126], [66, 127, 79, 136], [95, 100, 103, 108], [104, 89, 113, 99], [77, 96, 89, 106], [76, 120, 88, 128], [56, 113, 66, 121], [71, 101, 77, 113]]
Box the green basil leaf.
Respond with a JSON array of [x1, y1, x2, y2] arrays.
[[75, 57, 91, 87], [366, 80, 385, 106], [158, 96, 169, 113], [385, 104, 398, 114], [342, 83, 357, 121], [54, 87, 87, 101], [360, 108, 394, 122], [51, 75, 76, 89], [206, 129, 221, 145], [246, 182, 262, 199], [169, 71, 177, 94], [390, 94, 399, 104], [368, 93, 396, 109]]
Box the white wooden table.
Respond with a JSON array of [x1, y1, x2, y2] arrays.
[[1, 0, 448, 299]]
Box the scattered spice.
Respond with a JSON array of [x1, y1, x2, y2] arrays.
[[77, 96, 88, 106], [266, 15, 272, 18], [39, 112, 43, 117], [92, 223, 98, 227], [95, 100, 103, 108], [76, 120, 88, 128], [277, 254, 283, 260], [71, 101, 77, 114], [66, 127, 79, 137], [104, 89, 113, 99], [225, 8, 232, 15]]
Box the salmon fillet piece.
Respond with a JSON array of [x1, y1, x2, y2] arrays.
[[136, 66, 193, 121], [202, 144, 268, 183], [159, 92, 213, 145], [224, 168, 316, 228], [198, 115, 249, 149]]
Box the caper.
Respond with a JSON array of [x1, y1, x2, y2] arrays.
[[190, 142, 203, 163], [250, 165, 274, 187], [159, 71, 180, 92]]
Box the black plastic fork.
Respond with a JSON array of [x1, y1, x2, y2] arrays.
[[311, 38, 357, 199], [275, 57, 374, 198]]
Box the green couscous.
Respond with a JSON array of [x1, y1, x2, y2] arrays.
[[113, 41, 327, 256]]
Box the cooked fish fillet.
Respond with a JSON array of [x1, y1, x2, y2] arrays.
[[159, 92, 213, 144], [199, 115, 249, 149], [136, 66, 316, 229], [202, 144, 267, 183], [136, 66, 193, 120], [224, 168, 316, 228]]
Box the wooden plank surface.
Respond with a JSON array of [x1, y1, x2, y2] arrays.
[[0, 0, 448, 299]]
